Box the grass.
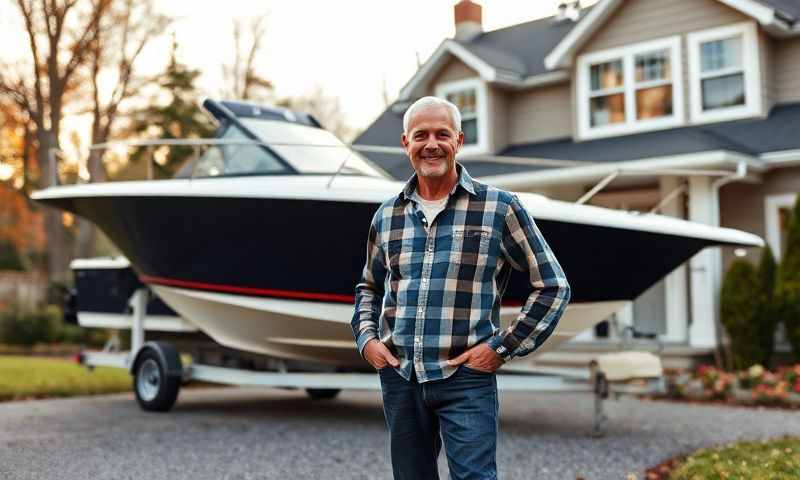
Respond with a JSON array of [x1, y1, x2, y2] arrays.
[[669, 436, 800, 479], [0, 355, 131, 402]]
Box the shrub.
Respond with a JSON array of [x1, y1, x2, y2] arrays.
[[777, 195, 800, 361], [0, 305, 108, 347], [721, 259, 771, 369], [0, 306, 60, 345]]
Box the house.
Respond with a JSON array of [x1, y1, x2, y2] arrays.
[[354, 0, 800, 368]]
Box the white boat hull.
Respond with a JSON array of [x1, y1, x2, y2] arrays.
[[152, 285, 626, 368]]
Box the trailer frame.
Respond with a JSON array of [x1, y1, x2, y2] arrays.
[[78, 287, 667, 436]]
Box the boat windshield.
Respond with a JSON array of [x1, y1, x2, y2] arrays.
[[188, 119, 390, 179], [241, 118, 387, 177]]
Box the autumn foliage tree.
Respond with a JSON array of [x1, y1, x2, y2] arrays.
[[0, 185, 45, 271], [0, 0, 112, 282]]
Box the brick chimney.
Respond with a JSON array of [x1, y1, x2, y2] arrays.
[[454, 0, 482, 42]]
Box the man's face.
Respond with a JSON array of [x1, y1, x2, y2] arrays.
[[401, 105, 464, 179]]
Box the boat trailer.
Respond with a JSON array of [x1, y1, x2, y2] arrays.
[[78, 288, 667, 437]]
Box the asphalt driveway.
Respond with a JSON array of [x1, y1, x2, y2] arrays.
[[1, 386, 797, 479]]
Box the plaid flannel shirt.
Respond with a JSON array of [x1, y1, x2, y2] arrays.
[[351, 163, 571, 382]]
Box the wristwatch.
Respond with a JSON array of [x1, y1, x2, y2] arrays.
[[493, 344, 512, 362]]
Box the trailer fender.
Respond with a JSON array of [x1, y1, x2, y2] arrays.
[[130, 341, 183, 378]]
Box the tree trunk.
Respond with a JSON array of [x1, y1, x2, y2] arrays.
[[75, 148, 107, 258], [36, 129, 71, 284]]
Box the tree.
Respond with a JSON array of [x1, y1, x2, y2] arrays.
[[278, 86, 359, 142], [0, 184, 45, 271], [756, 245, 778, 367], [123, 38, 215, 179], [0, 100, 31, 194], [0, 0, 112, 282], [221, 16, 273, 101], [776, 195, 800, 361], [75, 0, 170, 258], [720, 259, 767, 369]]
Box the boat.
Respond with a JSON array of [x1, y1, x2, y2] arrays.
[[31, 99, 763, 368]]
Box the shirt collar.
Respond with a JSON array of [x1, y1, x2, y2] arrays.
[[400, 162, 477, 202]]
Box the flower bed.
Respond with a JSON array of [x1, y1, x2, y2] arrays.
[[657, 363, 800, 409]]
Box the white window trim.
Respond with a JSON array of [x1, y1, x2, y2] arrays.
[[765, 192, 797, 260], [435, 78, 489, 156], [576, 36, 684, 141], [687, 21, 762, 125]]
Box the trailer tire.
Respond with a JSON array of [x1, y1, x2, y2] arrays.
[[133, 347, 181, 412], [306, 388, 341, 400]]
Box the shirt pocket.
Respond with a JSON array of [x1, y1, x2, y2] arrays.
[[386, 238, 417, 278], [450, 226, 495, 270]]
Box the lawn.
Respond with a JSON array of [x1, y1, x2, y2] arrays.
[[667, 436, 800, 479], [0, 355, 131, 402]]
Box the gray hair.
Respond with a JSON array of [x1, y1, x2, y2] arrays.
[[402, 96, 462, 135]]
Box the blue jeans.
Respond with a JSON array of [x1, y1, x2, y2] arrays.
[[378, 365, 499, 480]]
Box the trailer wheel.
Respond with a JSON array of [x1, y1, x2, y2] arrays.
[[305, 388, 341, 400], [134, 347, 181, 412]]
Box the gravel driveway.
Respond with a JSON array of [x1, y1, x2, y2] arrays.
[[1, 386, 797, 479]]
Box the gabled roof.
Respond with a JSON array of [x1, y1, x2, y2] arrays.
[[398, 12, 583, 99], [545, 0, 799, 70], [754, 0, 800, 21]]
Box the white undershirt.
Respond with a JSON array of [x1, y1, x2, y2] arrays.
[[415, 193, 448, 224]]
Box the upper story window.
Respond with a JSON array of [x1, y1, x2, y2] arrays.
[[577, 36, 683, 140], [435, 78, 488, 155], [445, 88, 478, 145], [688, 21, 762, 124]]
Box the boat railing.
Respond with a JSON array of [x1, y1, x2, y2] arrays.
[[46, 139, 404, 187]]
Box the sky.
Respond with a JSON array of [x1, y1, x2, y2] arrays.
[[2, 0, 597, 139]]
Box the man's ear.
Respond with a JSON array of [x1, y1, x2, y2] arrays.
[[455, 131, 465, 152], [401, 133, 410, 151]]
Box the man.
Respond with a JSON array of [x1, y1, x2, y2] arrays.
[[351, 96, 571, 480]]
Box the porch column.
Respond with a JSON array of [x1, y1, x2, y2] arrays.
[[687, 176, 722, 348], [614, 301, 634, 340], [659, 176, 689, 343]]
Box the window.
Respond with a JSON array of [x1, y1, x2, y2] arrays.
[[589, 60, 625, 127], [435, 78, 488, 154], [765, 193, 797, 261], [444, 88, 478, 145], [688, 22, 761, 124], [577, 36, 683, 140]]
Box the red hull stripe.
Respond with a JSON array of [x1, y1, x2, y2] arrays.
[[139, 274, 356, 303], [139, 274, 525, 307]]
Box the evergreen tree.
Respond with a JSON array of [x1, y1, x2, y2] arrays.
[[756, 245, 778, 367], [776, 195, 800, 361], [721, 259, 768, 369], [123, 37, 215, 179]]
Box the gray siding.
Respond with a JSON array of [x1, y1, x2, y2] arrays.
[[507, 83, 573, 145], [426, 56, 477, 93], [719, 166, 800, 271], [489, 88, 509, 152], [582, 0, 748, 53], [761, 30, 775, 112], [774, 38, 800, 105]]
